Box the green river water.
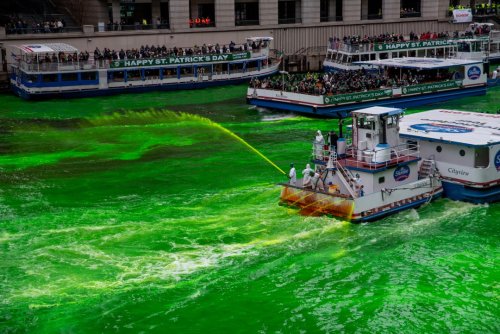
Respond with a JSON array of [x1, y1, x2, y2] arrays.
[[0, 86, 499, 333]]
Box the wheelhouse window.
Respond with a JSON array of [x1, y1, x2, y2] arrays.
[[400, 0, 421, 18], [278, 0, 302, 24], [320, 0, 343, 22], [235, 0, 259, 26], [361, 0, 382, 20], [189, 0, 216, 28]]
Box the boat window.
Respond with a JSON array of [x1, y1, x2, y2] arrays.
[[386, 115, 397, 127], [229, 62, 244, 74], [459, 149, 466, 157], [474, 147, 489, 168], [81, 72, 97, 81], [357, 117, 375, 130], [436, 145, 442, 153], [23, 73, 38, 83], [380, 52, 388, 60], [144, 69, 160, 80], [407, 140, 418, 151], [378, 176, 385, 184], [180, 66, 194, 77], [458, 42, 470, 52], [109, 71, 124, 82], [61, 73, 78, 81], [127, 70, 141, 81], [42, 74, 59, 83], [391, 52, 398, 58], [370, 53, 376, 60], [246, 60, 258, 71], [163, 68, 176, 79]]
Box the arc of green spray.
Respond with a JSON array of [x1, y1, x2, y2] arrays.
[[190, 113, 287, 176]]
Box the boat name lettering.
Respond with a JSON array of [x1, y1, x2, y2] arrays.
[[402, 80, 462, 95], [448, 168, 469, 176], [394, 165, 410, 182], [375, 40, 456, 51], [495, 150, 500, 172], [110, 52, 251, 68], [323, 89, 392, 104]]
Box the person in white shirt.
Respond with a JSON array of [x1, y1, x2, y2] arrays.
[[288, 163, 297, 185]]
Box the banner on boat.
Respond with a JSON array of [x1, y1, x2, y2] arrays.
[[375, 39, 457, 51], [452, 9, 473, 23], [401, 80, 462, 95], [323, 89, 393, 104], [110, 52, 252, 68]]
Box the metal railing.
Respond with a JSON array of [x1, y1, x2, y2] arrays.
[[400, 12, 422, 18], [6, 26, 83, 34], [343, 143, 420, 170], [235, 19, 260, 26], [361, 14, 383, 20]]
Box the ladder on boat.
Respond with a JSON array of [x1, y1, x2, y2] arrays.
[[334, 159, 358, 198], [418, 159, 436, 179]]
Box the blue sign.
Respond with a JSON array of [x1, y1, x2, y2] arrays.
[[394, 165, 410, 182], [410, 123, 473, 133], [495, 150, 500, 172], [467, 66, 481, 80]]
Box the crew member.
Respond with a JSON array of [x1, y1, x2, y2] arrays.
[[302, 163, 314, 188], [288, 163, 297, 185], [314, 130, 325, 159]]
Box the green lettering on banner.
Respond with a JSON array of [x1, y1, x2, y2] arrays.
[[323, 89, 393, 105], [110, 52, 251, 68], [401, 80, 462, 95], [374, 39, 457, 52]]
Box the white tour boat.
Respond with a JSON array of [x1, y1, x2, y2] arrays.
[[280, 106, 443, 222], [399, 109, 500, 203]]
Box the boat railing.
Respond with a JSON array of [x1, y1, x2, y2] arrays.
[[343, 143, 420, 170]]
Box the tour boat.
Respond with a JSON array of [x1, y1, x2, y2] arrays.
[[247, 57, 487, 118], [323, 24, 500, 72], [8, 37, 281, 100], [399, 109, 500, 203], [279, 106, 443, 222]]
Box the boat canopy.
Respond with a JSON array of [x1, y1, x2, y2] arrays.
[[246, 37, 273, 42], [351, 106, 403, 117], [354, 57, 483, 69], [399, 109, 500, 146], [13, 43, 79, 54]]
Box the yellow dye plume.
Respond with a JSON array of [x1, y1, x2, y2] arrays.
[[188, 113, 287, 176]]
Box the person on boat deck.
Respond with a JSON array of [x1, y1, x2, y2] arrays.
[[358, 185, 365, 197], [302, 163, 314, 188], [328, 131, 339, 152], [288, 163, 297, 186], [314, 130, 325, 159], [493, 68, 498, 80], [312, 169, 325, 191]]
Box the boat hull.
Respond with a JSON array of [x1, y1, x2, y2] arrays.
[[442, 181, 500, 203], [247, 85, 487, 117], [12, 71, 278, 100], [280, 184, 443, 223]]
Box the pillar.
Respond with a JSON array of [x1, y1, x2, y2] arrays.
[[216, 0, 235, 28], [383, 0, 401, 20], [260, 0, 278, 25], [302, 0, 320, 24], [343, 0, 361, 22], [169, 0, 190, 30]]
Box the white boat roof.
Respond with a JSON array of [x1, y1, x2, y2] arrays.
[[247, 37, 273, 42], [399, 109, 500, 146], [13, 43, 78, 54], [354, 57, 482, 69], [352, 106, 403, 117]]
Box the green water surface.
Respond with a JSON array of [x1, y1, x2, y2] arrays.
[[0, 86, 499, 333]]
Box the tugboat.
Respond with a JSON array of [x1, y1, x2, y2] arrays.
[[279, 106, 443, 222], [399, 109, 500, 203]]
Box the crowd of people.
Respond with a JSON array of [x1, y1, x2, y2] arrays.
[[4, 15, 67, 34], [250, 69, 450, 96], [92, 40, 258, 61]]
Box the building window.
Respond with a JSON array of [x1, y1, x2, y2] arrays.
[[400, 0, 421, 18], [235, 0, 259, 26], [320, 0, 343, 22], [120, 2, 152, 27], [189, 0, 215, 28], [159, 1, 170, 29], [361, 0, 382, 20], [379, 176, 385, 184], [436, 145, 442, 153], [279, 0, 302, 24], [459, 149, 466, 156]]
